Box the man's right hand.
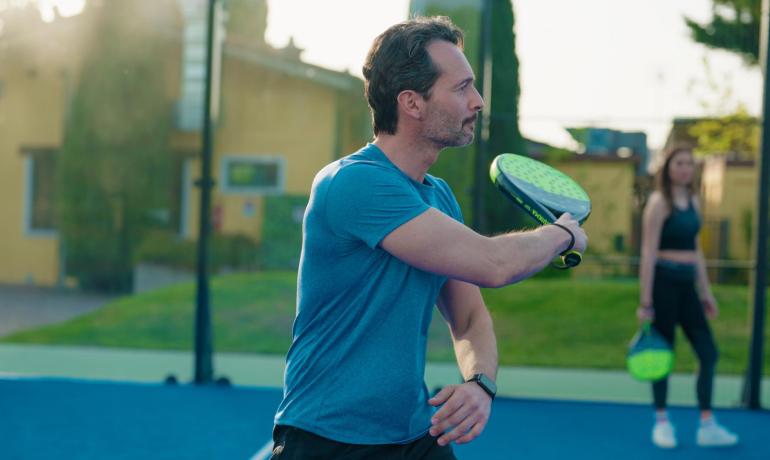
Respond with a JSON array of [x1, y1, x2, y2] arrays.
[[553, 213, 587, 254]]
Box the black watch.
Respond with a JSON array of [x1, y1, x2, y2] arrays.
[[466, 373, 496, 400]]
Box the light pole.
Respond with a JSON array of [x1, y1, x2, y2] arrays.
[[193, 0, 218, 385]]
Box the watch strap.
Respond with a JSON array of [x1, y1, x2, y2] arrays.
[[466, 373, 496, 400]]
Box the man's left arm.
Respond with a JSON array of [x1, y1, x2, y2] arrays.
[[429, 279, 498, 446]]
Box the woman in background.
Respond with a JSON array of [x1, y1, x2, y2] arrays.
[[637, 146, 738, 449]]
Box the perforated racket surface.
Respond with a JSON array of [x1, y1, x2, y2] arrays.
[[490, 153, 591, 268], [491, 153, 591, 224]]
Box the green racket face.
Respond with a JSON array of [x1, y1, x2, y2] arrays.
[[490, 153, 591, 223], [497, 154, 588, 201], [626, 325, 674, 381], [627, 350, 674, 382]]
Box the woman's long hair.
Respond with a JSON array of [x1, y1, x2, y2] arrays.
[[656, 145, 697, 207]]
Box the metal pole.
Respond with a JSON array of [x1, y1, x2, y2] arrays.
[[472, 0, 493, 234], [742, 0, 770, 410], [193, 0, 217, 385]]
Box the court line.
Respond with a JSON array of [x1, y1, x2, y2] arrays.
[[249, 439, 273, 460]]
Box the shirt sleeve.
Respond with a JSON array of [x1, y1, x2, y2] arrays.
[[325, 164, 429, 249], [434, 176, 464, 224]]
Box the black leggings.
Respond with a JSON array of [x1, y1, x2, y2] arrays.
[[651, 262, 718, 411]]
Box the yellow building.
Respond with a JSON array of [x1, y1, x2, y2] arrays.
[[556, 156, 637, 257], [0, 1, 370, 287], [701, 156, 757, 261]]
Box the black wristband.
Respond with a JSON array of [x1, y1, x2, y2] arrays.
[[550, 223, 575, 253]]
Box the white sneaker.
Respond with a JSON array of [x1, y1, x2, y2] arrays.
[[697, 422, 739, 447], [652, 421, 677, 448]]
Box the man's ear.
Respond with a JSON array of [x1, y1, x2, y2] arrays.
[[396, 90, 424, 121]]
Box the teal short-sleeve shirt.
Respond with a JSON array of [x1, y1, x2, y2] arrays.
[[274, 144, 464, 444]]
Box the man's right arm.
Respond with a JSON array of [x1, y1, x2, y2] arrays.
[[380, 208, 587, 288]]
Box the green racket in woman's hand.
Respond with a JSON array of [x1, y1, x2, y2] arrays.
[[627, 323, 674, 382]]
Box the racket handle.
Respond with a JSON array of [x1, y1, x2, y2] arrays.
[[560, 250, 582, 268]]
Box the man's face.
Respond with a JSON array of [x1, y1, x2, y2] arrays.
[[421, 40, 484, 149]]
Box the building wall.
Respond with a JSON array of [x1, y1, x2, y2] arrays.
[[557, 158, 636, 256], [722, 165, 756, 260], [0, 4, 368, 287], [182, 55, 351, 241], [0, 16, 89, 285], [218, 59, 339, 195], [701, 156, 756, 260], [0, 64, 64, 285]]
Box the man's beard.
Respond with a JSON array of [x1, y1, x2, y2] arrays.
[[425, 113, 476, 149]]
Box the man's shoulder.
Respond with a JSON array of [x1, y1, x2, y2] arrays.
[[426, 173, 449, 188], [323, 150, 402, 186], [426, 174, 456, 199], [311, 157, 403, 208]]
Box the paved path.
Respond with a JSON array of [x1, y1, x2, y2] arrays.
[[1, 343, 767, 408], [0, 284, 114, 337]]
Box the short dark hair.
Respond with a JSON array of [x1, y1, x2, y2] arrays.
[[362, 16, 464, 135]]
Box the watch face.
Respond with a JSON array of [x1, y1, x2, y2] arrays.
[[478, 374, 497, 395]]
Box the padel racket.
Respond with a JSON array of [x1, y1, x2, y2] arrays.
[[490, 153, 591, 269], [626, 323, 674, 382]]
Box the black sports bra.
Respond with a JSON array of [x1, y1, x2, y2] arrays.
[[659, 200, 701, 250]]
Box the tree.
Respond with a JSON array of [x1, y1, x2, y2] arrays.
[[684, 0, 761, 65], [688, 105, 760, 159], [483, 0, 527, 235], [685, 1, 762, 159], [411, 1, 481, 222], [411, 0, 525, 233], [58, 4, 174, 291]]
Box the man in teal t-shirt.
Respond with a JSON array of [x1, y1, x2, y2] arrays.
[[272, 16, 587, 460]]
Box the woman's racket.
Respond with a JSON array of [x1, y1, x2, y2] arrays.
[[489, 153, 591, 269], [626, 323, 674, 382]]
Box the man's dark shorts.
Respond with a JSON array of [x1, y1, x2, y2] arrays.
[[269, 425, 458, 460]]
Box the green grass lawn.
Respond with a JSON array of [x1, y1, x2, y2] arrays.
[[2, 272, 765, 375]]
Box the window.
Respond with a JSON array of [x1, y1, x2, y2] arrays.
[[23, 149, 57, 236], [220, 155, 284, 195]]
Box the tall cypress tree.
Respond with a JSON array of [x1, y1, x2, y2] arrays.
[[411, 1, 481, 222], [484, 0, 526, 235], [58, 4, 173, 291], [411, 0, 525, 233]]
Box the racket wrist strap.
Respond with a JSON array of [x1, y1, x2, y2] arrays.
[[550, 223, 575, 253]]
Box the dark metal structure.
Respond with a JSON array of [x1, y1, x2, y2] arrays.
[[472, 0, 493, 234], [742, 0, 770, 410], [193, 0, 218, 384]]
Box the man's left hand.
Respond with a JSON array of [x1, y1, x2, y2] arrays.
[[427, 382, 492, 446]]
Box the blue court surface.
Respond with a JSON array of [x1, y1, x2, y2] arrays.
[[1, 377, 767, 459]]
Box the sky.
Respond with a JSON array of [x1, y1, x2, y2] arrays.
[[0, 0, 86, 21], [265, 0, 763, 152], [5, 0, 760, 153]]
